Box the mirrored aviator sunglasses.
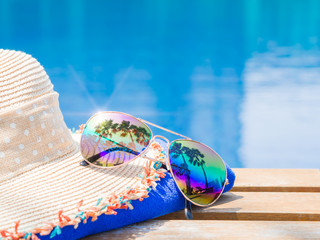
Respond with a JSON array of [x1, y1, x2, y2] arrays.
[[80, 111, 227, 219]]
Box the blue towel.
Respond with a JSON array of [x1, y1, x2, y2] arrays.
[[39, 164, 235, 240]]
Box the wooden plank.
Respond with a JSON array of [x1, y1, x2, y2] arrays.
[[232, 169, 320, 192], [156, 192, 320, 221], [84, 220, 320, 240]]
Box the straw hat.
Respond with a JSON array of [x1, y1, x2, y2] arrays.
[[0, 49, 166, 239]]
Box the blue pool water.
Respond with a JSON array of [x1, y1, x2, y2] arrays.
[[1, 0, 319, 168]]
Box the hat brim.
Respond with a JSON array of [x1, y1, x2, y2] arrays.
[[0, 134, 166, 237]]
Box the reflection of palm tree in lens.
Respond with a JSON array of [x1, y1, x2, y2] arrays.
[[110, 122, 119, 135], [185, 148, 208, 190], [133, 126, 150, 146], [140, 127, 150, 146], [117, 120, 136, 147], [170, 143, 192, 195], [93, 119, 120, 165], [129, 124, 137, 144], [94, 120, 119, 150]]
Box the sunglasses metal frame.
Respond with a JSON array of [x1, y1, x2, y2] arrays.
[[80, 111, 228, 208]]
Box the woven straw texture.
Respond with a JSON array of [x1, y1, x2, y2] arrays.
[[0, 49, 153, 232]]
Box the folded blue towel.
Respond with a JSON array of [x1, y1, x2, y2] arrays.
[[39, 164, 235, 240]]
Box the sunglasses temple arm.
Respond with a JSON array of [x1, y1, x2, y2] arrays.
[[138, 118, 191, 140], [185, 199, 193, 220]]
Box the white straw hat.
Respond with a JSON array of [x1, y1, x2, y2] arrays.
[[0, 49, 166, 239]]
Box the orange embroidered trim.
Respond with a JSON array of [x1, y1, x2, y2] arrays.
[[0, 141, 166, 240]]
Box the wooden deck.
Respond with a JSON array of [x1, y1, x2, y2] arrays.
[[85, 169, 320, 239]]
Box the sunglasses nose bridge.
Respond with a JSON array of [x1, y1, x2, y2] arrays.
[[152, 135, 170, 145], [151, 135, 172, 171]]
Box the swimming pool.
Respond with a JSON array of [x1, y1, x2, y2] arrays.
[[1, 0, 319, 168]]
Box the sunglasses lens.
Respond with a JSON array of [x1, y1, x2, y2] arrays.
[[80, 112, 152, 167], [168, 140, 226, 206]]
